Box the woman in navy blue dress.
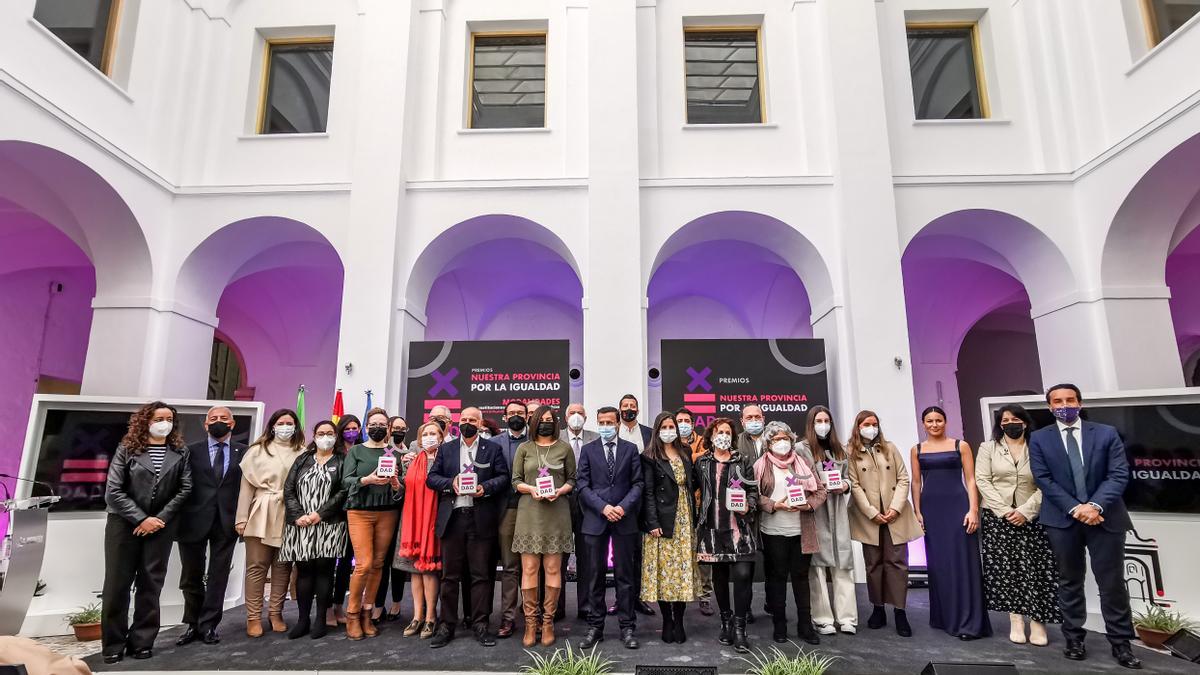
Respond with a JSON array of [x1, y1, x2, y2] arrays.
[[910, 406, 992, 640]]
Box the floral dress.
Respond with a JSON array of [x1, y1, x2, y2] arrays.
[[641, 457, 700, 602]]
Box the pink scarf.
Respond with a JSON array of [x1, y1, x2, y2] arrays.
[[754, 448, 820, 495]]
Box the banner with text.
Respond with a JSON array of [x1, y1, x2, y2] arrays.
[[660, 338, 829, 430], [406, 340, 570, 425]]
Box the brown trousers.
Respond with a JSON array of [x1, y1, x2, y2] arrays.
[[862, 524, 908, 608], [346, 510, 400, 613], [243, 536, 293, 620]]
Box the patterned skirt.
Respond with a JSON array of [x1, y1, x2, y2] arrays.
[[641, 488, 701, 603], [979, 509, 1062, 624]]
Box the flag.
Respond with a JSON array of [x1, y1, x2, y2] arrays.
[[360, 389, 374, 443], [296, 385, 307, 430], [332, 389, 344, 425]]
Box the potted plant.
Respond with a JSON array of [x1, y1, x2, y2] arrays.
[[521, 641, 613, 675], [64, 602, 102, 642], [1134, 605, 1195, 649], [740, 643, 839, 675]]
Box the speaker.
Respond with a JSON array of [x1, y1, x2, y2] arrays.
[[1166, 627, 1200, 662], [634, 668, 716, 675], [921, 663, 1018, 675]]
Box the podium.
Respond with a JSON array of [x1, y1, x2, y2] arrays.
[[0, 496, 60, 636]]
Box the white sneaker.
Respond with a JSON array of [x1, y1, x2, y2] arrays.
[[815, 623, 836, 635], [839, 623, 857, 634]]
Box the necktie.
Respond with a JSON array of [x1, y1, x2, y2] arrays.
[[1064, 428, 1087, 502], [572, 437, 581, 458], [605, 442, 616, 479], [213, 442, 226, 481]]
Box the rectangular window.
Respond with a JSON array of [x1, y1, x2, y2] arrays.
[[469, 33, 547, 129], [906, 23, 989, 120], [33, 0, 121, 74], [1141, 0, 1200, 46], [258, 40, 335, 134], [683, 28, 763, 124]]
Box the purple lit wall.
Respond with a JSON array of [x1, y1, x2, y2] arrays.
[[1168, 224, 1200, 384]]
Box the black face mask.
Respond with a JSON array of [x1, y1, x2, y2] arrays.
[[434, 418, 448, 431], [621, 409, 638, 423], [537, 422, 555, 437], [1002, 423, 1025, 440], [391, 430, 406, 445], [507, 415, 527, 432], [459, 422, 478, 438], [367, 427, 388, 442], [207, 421, 231, 439]]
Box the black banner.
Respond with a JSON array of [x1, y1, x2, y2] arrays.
[[405, 340, 570, 425], [660, 338, 829, 430]]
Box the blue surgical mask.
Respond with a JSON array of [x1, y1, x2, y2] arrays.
[[598, 425, 617, 441], [677, 422, 693, 438], [745, 420, 764, 435]]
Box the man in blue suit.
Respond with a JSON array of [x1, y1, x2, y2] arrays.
[[1029, 384, 1140, 670], [577, 406, 644, 650], [426, 407, 510, 649]]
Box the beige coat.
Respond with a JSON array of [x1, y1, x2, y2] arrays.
[[975, 439, 1042, 521], [848, 441, 923, 546], [235, 441, 305, 547]]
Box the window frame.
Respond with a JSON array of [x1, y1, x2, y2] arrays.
[[33, 0, 124, 76], [681, 24, 766, 125], [905, 21, 991, 121], [256, 36, 336, 135], [1138, 0, 1200, 47], [466, 30, 549, 130]]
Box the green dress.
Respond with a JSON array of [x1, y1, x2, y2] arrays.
[[511, 439, 576, 554], [641, 456, 700, 602]]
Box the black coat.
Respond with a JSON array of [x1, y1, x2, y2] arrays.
[[426, 437, 510, 539], [283, 450, 348, 524], [105, 443, 192, 527], [178, 439, 245, 542], [640, 451, 695, 538]]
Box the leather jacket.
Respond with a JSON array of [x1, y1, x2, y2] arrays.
[[104, 443, 193, 525]]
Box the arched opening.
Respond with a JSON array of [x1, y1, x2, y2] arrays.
[[646, 211, 835, 415], [177, 216, 344, 421], [902, 209, 1068, 444]]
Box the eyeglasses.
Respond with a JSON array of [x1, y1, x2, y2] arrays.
[[367, 425, 388, 432]]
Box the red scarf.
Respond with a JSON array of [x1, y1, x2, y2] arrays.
[[398, 450, 441, 572]]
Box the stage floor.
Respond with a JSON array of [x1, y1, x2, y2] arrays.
[[82, 586, 1196, 674]]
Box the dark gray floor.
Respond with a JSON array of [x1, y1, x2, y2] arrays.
[[86, 585, 1198, 674]]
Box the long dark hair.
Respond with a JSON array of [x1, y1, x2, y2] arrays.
[[252, 408, 305, 454], [120, 401, 185, 454], [530, 405, 560, 439], [307, 420, 341, 454], [804, 405, 846, 463], [334, 414, 361, 452], [644, 412, 686, 462], [991, 404, 1034, 443]]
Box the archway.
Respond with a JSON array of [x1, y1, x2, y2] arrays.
[[176, 216, 344, 422], [646, 211, 835, 416]]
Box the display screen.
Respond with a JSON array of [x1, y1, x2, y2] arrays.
[[31, 408, 254, 513]]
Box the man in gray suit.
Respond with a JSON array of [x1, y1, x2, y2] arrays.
[[561, 403, 599, 619]]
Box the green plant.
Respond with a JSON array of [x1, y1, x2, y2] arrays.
[[739, 642, 839, 675], [64, 602, 102, 626], [1134, 605, 1196, 633], [520, 641, 613, 675]]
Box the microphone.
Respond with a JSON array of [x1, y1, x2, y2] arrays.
[[0, 473, 57, 497]]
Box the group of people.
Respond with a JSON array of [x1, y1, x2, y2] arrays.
[[98, 383, 1143, 670]]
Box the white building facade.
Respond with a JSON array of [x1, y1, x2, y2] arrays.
[[2, 0, 1199, 459]]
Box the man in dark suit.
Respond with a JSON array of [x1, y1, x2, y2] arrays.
[[577, 407, 643, 649], [616, 394, 655, 617], [561, 402, 600, 620], [426, 407, 510, 648], [1029, 384, 1141, 670], [175, 406, 246, 646], [492, 400, 528, 638]]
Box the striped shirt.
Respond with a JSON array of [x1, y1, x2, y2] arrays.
[[146, 445, 167, 475]]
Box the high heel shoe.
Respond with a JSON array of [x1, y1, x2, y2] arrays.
[[1009, 613, 1027, 644]]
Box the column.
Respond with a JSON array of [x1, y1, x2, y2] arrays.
[[582, 1, 646, 413], [81, 301, 215, 399]]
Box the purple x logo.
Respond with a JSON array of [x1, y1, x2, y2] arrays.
[[686, 366, 712, 392], [428, 368, 459, 397]]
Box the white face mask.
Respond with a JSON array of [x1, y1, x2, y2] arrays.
[[274, 424, 296, 441], [712, 433, 733, 450], [860, 425, 879, 442], [814, 422, 831, 439], [421, 434, 440, 449], [315, 436, 336, 450], [659, 428, 678, 444], [149, 420, 173, 438], [770, 440, 792, 456], [567, 413, 585, 431]]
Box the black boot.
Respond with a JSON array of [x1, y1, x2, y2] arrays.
[[659, 601, 675, 644], [867, 605, 887, 629], [894, 608, 912, 637], [772, 617, 788, 643], [672, 603, 687, 643], [718, 611, 734, 646], [797, 619, 820, 645], [733, 616, 751, 653], [288, 615, 311, 640]]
